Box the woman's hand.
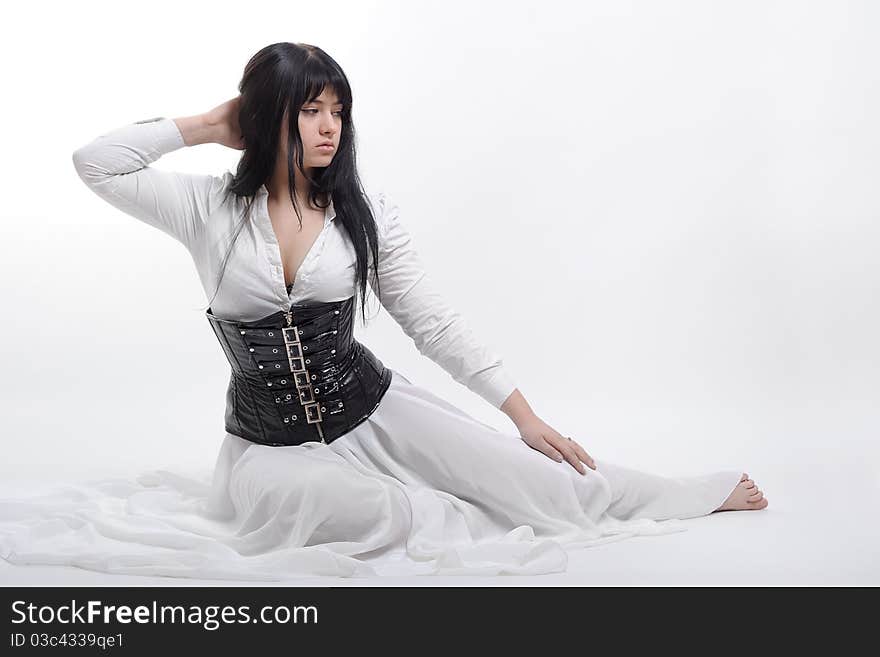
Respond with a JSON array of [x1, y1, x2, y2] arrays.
[[203, 95, 246, 150], [516, 415, 597, 475]]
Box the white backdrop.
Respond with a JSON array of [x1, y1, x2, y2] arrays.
[[1, 0, 877, 509]]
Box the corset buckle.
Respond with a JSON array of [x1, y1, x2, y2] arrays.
[[304, 402, 323, 424]]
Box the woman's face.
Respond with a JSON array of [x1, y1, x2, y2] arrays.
[[277, 87, 343, 172]]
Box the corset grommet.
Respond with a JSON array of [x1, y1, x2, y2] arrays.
[[249, 348, 254, 352], [240, 330, 246, 335], [306, 359, 310, 364], [314, 388, 319, 394], [333, 330, 337, 334], [311, 374, 316, 380], [303, 345, 308, 350], [321, 406, 326, 412], [258, 365, 264, 370], [275, 364, 281, 369], [292, 415, 297, 420], [331, 349, 336, 354], [268, 331, 274, 336], [334, 310, 339, 314], [273, 348, 278, 353], [338, 402, 343, 407], [281, 379, 287, 384], [267, 382, 272, 387], [283, 417, 289, 423]]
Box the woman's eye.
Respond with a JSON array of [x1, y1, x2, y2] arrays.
[[301, 109, 343, 116]]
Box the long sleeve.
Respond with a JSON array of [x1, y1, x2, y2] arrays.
[[71, 116, 222, 252], [368, 191, 517, 409]]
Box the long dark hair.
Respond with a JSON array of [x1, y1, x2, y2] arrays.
[[203, 42, 382, 325]]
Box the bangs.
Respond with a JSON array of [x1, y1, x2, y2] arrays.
[[300, 61, 351, 110]]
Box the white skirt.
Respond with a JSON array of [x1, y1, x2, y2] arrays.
[[0, 369, 742, 579]]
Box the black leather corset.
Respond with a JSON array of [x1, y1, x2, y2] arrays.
[[206, 296, 393, 446]]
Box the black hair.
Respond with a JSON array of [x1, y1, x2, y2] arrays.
[[202, 42, 382, 325]]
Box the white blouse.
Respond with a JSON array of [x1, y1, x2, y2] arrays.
[[71, 116, 517, 409]]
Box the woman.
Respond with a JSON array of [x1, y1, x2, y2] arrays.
[[0, 42, 766, 579]]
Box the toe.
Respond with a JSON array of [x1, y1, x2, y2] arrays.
[[748, 490, 763, 502]]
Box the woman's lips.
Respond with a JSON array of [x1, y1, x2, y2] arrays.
[[317, 144, 335, 151]]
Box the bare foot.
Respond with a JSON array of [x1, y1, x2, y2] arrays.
[[714, 472, 769, 512]]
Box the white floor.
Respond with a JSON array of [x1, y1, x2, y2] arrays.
[[1, 465, 876, 586]]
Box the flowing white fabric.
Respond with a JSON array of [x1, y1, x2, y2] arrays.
[[0, 369, 742, 579]]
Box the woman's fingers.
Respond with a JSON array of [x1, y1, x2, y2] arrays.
[[540, 441, 565, 464], [571, 442, 597, 470], [520, 429, 597, 475], [549, 436, 596, 474], [547, 437, 586, 475]]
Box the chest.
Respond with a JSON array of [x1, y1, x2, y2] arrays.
[[197, 193, 359, 321], [267, 201, 328, 288]]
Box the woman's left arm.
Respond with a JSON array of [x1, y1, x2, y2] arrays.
[[367, 191, 516, 408], [368, 192, 596, 473]]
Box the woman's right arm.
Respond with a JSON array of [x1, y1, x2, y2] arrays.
[[70, 99, 241, 252]]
